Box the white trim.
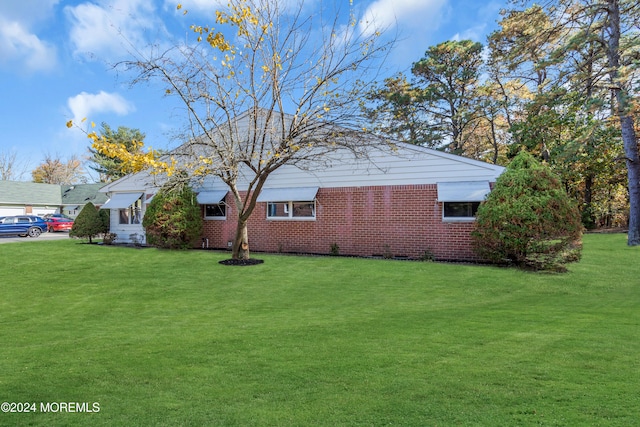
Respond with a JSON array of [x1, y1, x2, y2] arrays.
[[442, 201, 481, 222], [266, 200, 316, 221]]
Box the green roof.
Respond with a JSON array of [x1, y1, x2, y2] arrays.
[[61, 184, 109, 205], [0, 181, 109, 207], [0, 181, 62, 205]]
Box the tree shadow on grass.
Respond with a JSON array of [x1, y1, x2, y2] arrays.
[[218, 258, 264, 266]]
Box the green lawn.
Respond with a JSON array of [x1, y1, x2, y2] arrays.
[[0, 234, 638, 426]]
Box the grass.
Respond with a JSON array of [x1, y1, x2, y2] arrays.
[[0, 234, 638, 426]]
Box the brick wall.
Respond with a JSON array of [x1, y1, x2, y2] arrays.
[[200, 184, 481, 261]]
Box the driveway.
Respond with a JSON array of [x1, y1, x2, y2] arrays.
[[0, 232, 73, 244]]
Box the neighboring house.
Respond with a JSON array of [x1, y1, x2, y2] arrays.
[[0, 181, 61, 216], [99, 128, 505, 261], [0, 181, 107, 218], [61, 184, 109, 217]]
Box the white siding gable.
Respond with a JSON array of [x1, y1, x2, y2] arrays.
[[196, 143, 504, 191]]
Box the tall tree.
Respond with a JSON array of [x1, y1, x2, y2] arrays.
[[88, 123, 146, 182], [364, 74, 435, 146], [87, 0, 393, 260], [411, 40, 485, 155], [497, 0, 640, 244], [31, 154, 86, 185]]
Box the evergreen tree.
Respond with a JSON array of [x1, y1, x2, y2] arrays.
[[472, 151, 583, 271], [88, 123, 146, 182], [143, 179, 202, 249], [70, 202, 105, 244]]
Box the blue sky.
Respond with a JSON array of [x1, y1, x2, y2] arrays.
[[0, 0, 506, 181]]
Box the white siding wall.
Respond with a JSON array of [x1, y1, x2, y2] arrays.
[[109, 210, 146, 244]]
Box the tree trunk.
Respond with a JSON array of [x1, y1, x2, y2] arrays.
[[232, 218, 250, 259], [620, 116, 640, 245], [605, 0, 640, 245], [583, 174, 595, 229]]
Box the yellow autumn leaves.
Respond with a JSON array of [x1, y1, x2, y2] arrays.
[[66, 119, 176, 177], [183, 1, 279, 72]]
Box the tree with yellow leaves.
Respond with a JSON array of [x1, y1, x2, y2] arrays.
[[91, 0, 393, 260]]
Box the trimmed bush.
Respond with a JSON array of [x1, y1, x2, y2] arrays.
[[472, 151, 583, 271], [70, 202, 105, 244], [143, 180, 202, 249]]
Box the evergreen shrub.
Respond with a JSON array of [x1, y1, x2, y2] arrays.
[[472, 151, 583, 271], [143, 180, 203, 249], [70, 202, 106, 244]]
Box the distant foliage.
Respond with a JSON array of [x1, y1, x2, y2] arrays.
[[143, 181, 202, 249], [472, 151, 583, 271], [70, 202, 107, 243]]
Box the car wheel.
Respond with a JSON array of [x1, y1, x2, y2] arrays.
[[28, 227, 42, 238], [48, 226, 54, 232]]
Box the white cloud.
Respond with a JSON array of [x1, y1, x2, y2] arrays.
[[451, 24, 486, 42], [0, 18, 57, 73], [0, 1, 59, 73], [359, 0, 447, 36], [67, 91, 135, 125], [65, 0, 166, 60]]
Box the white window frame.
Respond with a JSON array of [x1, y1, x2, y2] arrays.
[[204, 203, 227, 220], [267, 200, 316, 220], [442, 201, 481, 222], [118, 197, 143, 225]]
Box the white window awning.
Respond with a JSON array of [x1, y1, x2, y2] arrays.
[[437, 181, 490, 202], [196, 190, 228, 204], [101, 193, 143, 209], [257, 187, 319, 202]]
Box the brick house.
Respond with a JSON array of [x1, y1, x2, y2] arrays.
[[100, 137, 504, 261]]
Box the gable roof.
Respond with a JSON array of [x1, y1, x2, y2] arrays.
[[0, 181, 109, 206], [0, 181, 62, 205], [61, 184, 109, 205], [99, 110, 505, 193]]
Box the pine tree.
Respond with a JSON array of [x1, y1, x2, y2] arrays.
[[70, 202, 105, 244]]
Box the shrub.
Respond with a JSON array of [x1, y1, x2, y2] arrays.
[[102, 232, 117, 245], [98, 208, 110, 234], [142, 180, 203, 249], [70, 202, 105, 244], [472, 151, 583, 271]]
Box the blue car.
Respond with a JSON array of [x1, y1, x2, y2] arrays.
[[0, 215, 48, 237]]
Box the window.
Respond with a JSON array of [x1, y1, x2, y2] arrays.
[[267, 201, 315, 219], [443, 202, 480, 220], [119, 197, 142, 225], [437, 181, 489, 222], [204, 203, 226, 219]]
